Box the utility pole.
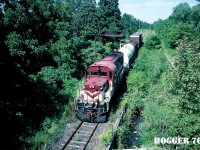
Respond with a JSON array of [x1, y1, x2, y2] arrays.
[[139, 20, 141, 32], [94, 33, 97, 59]]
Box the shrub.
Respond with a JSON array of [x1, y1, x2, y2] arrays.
[[99, 129, 113, 146], [144, 35, 161, 50]]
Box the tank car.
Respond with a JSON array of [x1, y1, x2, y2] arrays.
[[75, 33, 143, 123], [119, 42, 137, 71]]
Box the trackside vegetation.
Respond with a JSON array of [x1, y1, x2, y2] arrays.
[[116, 2, 200, 149], [117, 37, 199, 149], [116, 45, 168, 148]]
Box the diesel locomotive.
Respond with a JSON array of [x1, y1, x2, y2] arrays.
[[75, 33, 143, 123]]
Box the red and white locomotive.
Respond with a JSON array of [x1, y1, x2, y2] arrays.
[[75, 33, 143, 123]]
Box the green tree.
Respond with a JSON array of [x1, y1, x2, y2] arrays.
[[154, 19, 191, 48], [169, 3, 191, 23], [154, 2, 200, 46], [191, 5, 200, 33], [98, 0, 122, 34], [167, 38, 200, 148], [71, 0, 98, 37], [121, 13, 137, 38], [144, 34, 161, 50], [0, 0, 76, 149]]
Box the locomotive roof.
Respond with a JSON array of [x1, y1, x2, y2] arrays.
[[89, 52, 122, 71], [130, 32, 142, 37]]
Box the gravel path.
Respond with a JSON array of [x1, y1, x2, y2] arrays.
[[164, 52, 175, 68]]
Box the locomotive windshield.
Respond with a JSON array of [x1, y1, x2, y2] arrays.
[[91, 71, 98, 76], [100, 72, 107, 76], [91, 71, 107, 77]]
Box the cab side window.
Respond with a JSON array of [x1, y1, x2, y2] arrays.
[[86, 71, 90, 78]]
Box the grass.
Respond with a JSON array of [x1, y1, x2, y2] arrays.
[[99, 129, 113, 147]]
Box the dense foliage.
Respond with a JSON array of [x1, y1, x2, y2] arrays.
[[144, 33, 161, 50], [118, 37, 199, 149], [116, 46, 168, 148], [0, 1, 77, 149], [117, 2, 200, 149], [167, 38, 200, 144], [154, 3, 200, 48], [121, 13, 151, 39], [0, 0, 151, 149], [98, 0, 122, 34]]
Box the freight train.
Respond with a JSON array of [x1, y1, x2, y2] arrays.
[[75, 33, 143, 123]]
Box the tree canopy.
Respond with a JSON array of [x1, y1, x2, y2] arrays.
[[0, 0, 151, 149], [154, 3, 200, 48]]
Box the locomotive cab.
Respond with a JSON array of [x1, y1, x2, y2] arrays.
[[76, 52, 124, 123]]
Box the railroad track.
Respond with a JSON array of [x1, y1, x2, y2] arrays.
[[61, 122, 98, 150]]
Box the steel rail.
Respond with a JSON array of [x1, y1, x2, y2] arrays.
[[61, 121, 83, 150], [82, 123, 98, 150], [61, 122, 98, 150]]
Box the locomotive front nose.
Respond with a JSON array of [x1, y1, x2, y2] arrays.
[[85, 109, 96, 118], [84, 77, 108, 94]]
